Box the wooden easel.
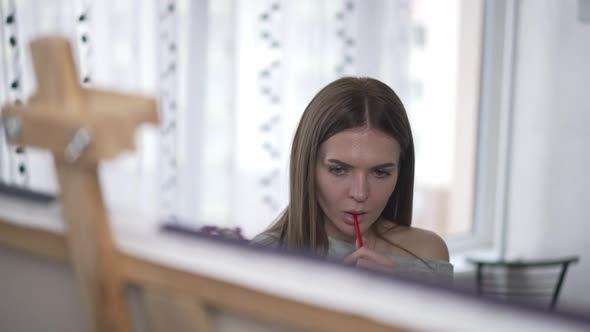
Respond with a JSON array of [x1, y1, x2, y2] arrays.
[[2, 37, 158, 332], [0, 37, 408, 332]]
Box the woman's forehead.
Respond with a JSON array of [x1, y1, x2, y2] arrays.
[[318, 128, 401, 163]]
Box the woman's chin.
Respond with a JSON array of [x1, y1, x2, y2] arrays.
[[334, 224, 357, 239]]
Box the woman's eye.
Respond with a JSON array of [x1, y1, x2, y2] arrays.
[[374, 169, 391, 178], [329, 166, 346, 175]]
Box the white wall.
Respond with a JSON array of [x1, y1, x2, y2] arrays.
[[506, 0, 590, 312]]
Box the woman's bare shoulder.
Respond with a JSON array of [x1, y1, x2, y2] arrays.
[[379, 222, 449, 261]]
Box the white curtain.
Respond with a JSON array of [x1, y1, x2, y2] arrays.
[[1, 0, 463, 239]]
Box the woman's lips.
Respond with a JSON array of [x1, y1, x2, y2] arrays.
[[343, 212, 367, 225]]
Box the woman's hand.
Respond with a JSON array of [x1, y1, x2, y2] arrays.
[[343, 246, 396, 274]]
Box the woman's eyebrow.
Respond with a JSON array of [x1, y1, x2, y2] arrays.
[[326, 159, 352, 167], [326, 159, 396, 169], [371, 162, 397, 169]]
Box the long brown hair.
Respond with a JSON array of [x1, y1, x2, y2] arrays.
[[264, 77, 415, 255]]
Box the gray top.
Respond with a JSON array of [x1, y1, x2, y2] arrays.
[[251, 233, 454, 285]]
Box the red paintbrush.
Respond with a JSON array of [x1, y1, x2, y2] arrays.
[[353, 213, 364, 248]]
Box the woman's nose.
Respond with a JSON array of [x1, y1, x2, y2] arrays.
[[349, 173, 369, 202]]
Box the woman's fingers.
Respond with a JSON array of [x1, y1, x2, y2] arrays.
[[343, 251, 359, 265], [343, 247, 371, 264]]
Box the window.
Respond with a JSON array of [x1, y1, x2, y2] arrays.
[[407, 0, 483, 241], [188, 0, 487, 244]]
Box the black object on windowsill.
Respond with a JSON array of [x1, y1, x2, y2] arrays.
[[161, 221, 247, 244], [0, 181, 57, 204]]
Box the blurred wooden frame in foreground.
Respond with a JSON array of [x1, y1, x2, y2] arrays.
[[0, 37, 406, 332]]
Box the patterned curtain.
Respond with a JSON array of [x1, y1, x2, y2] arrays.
[[1, 0, 30, 188]]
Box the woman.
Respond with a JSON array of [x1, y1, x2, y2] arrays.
[[252, 77, 453, 282]]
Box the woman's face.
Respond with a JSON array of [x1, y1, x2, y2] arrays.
[[315, 127, 401, 242]]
